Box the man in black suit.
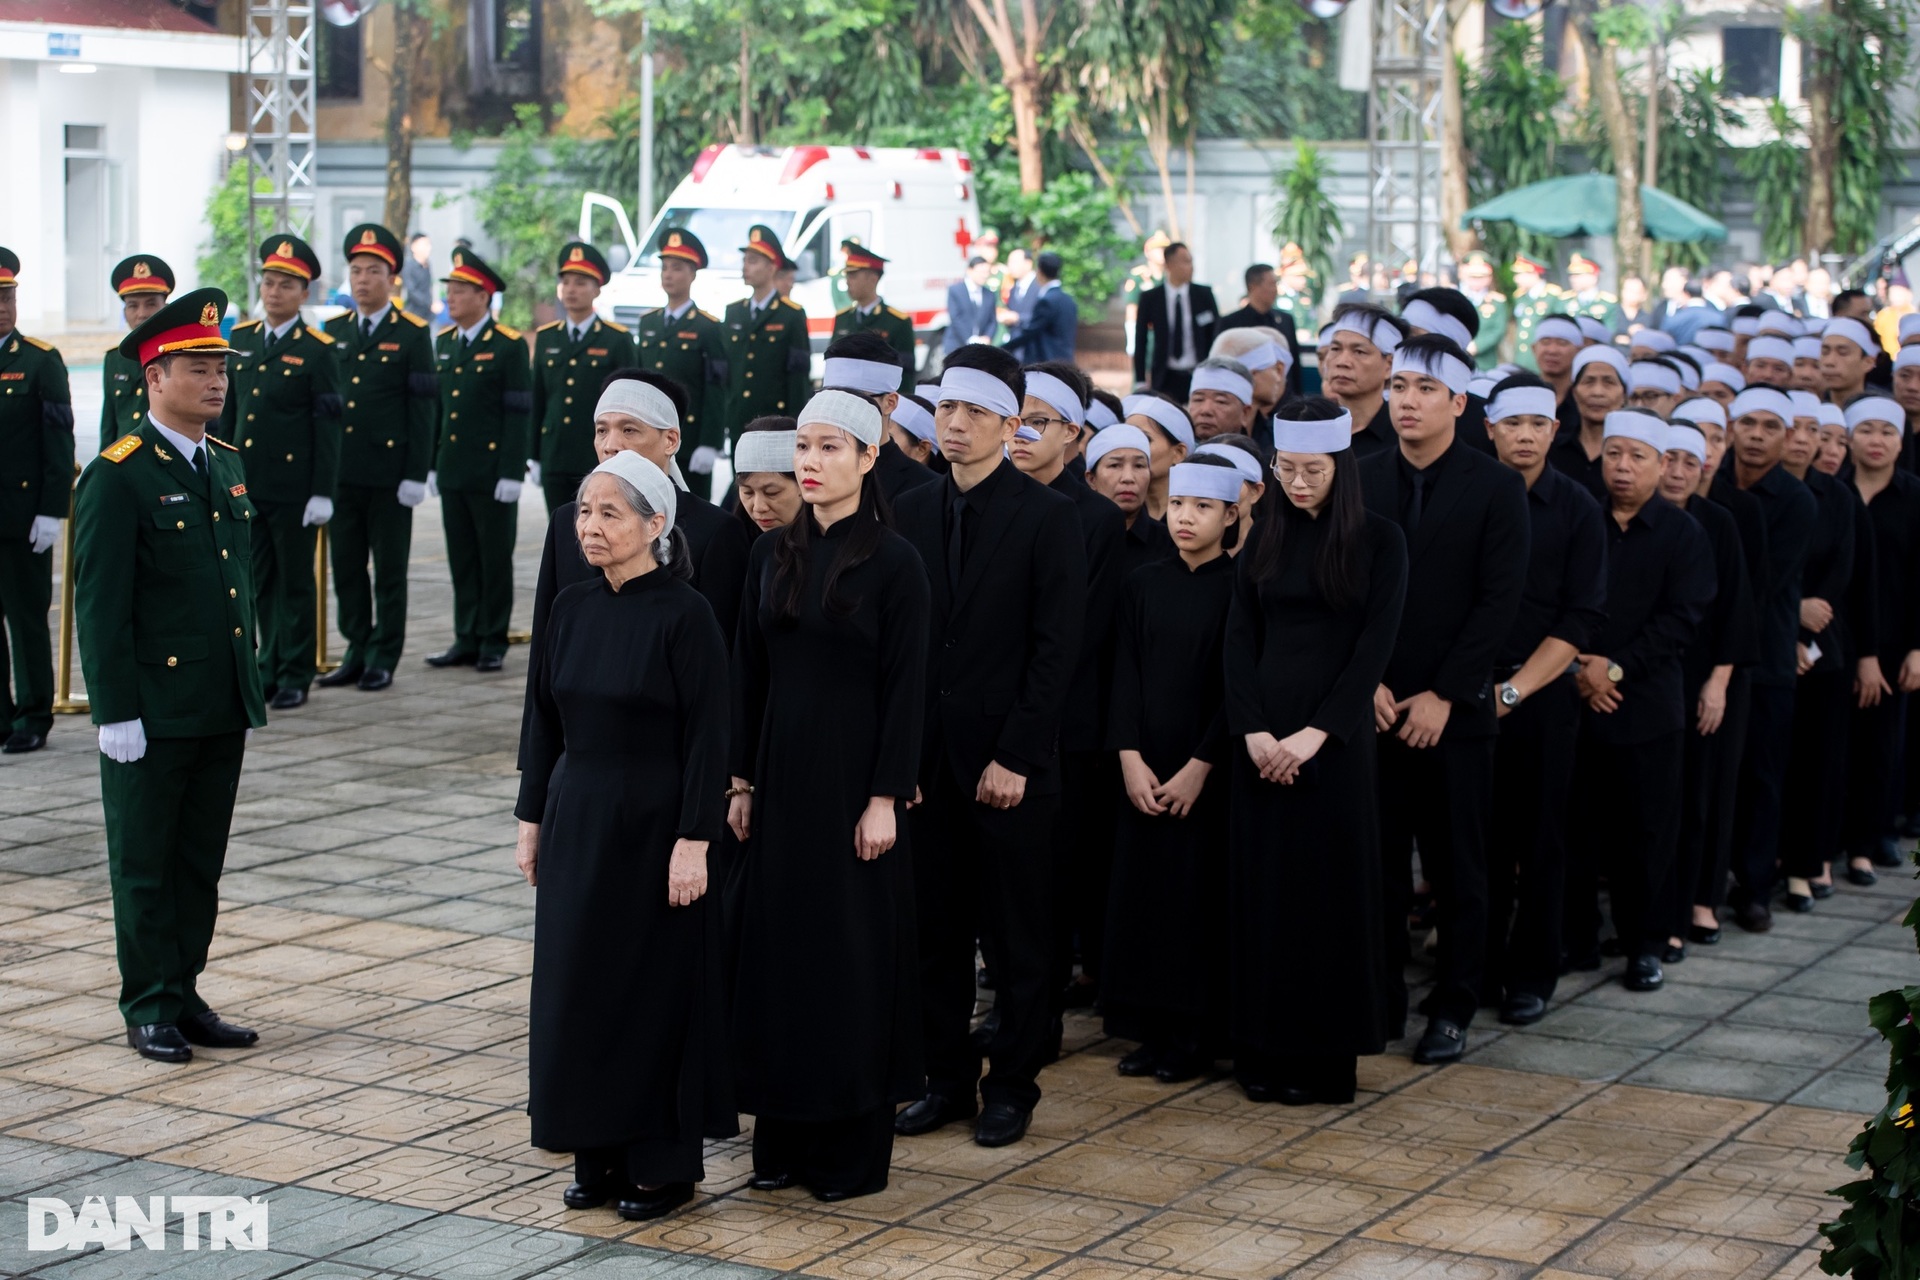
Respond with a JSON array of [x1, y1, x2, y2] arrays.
[[1359, 334, 1531, 1065], [1004, 252, 1078, 364], [996, 248, 1038, 338], [821, 331, 938, 502], [1216, 262, 1303, 397], [1133, 242, 1217, 401], [943, 256, 999, 356], [892, 345, 1087, 1149]]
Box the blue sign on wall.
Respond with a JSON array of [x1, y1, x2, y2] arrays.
[[47, 32, 83, 58]]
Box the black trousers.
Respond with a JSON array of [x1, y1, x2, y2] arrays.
[[1051, 750, 1117, 998], [0, 538, 54, 736], [1845, 690, 1905, 858], [1674, 673, 1750, 929], [751, 1104, 896, 1197], [1485, 678, 1578, 1003], [911, 756, 1057, 1112], [1154, 367, 1195, 401], [1733, 683, 1797, 906], [1570, 731, 1682, 960], [1783, 670, 1851, 878], [1378, 734, 1494, 1030], [329, 483, 413, 672], [575, 1137, 703, 1190], [1234, 1051, 1357, 1103]]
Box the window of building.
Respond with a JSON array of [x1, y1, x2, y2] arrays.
[[494, 0, 537, 69], [317, 19, 361, 100], [1722, 26, 1781, 98]]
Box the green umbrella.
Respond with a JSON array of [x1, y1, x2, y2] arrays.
[[1461, 174, 1728, 244]]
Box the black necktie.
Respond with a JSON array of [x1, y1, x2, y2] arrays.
[[191, 446, 207, 479], [1405, 469, 1427, 536], [947, 492, 966, 594], [363, 317, 374, 339], [1170, 293, 1187, 360]]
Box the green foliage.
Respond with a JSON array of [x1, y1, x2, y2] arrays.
[[984, 169, 1133, 311], [1655, 68, 1743, 271], [198, 161, 270, 307], [1793, 0, 1911, 254], [1075, 0, 1235, 148], [1269, 141, 1345, 291], [462, 104, 598, 331], [1462, 22, 1564, 279], [1192, 0, 1363, 141], [1818, 863, 1920, 1277], [1738, 101, 1807, 264]]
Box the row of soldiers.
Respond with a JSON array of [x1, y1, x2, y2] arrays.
[[1456, 252, 1625, 374]]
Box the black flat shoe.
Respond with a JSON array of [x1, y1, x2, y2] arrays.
[[127, 1023, 191, 1063], [974, 1102, 1031, 1148], [1687, 924, 1721, 945], [1154, 1050, 1208, 1084], [1662, 942, 1686, 964], [178, 1010, 259, 1048], [1116, 1045, 1158, 1077], [747, 1172, 796, 1192], [269, 688, 308, 710], [1783, 892, 1814, 914], [894, 1093, 975, 1137], [1412, 1018, 1466, 1065], [475, 654, 505, 673], [425, 648, 478, 668], [1498, 993, 1547, 1026], [1849, 864, 1879, 887], [356, 667, 393, 692], [315, 663, 364, 688], [1810, 880, 1835, 900], [563, 1181, 615, 1209], [615, 1183, 693, 1222], [1624, 955, 1664, 992], [1, 731, 45, 754]]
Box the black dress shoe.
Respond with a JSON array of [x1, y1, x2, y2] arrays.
[[1662, 942, 1687, 964], [1624, 955, 1664, 992], [475, 653, 505, 673], [747, 1172, 796, 1192], [1733, 901, 1772, 933], [1154, 1049, 1208, 1084], [179, 1010, 259, 1047], [356, 668, 393, 692], [814, 1187, 870, 1203], [894, 1093, 975, 1136], [1060, 980, 1098, 1010], [315, 663, 364, 688], [1849, 864, 1879, 887], [974, 1102, 1031, 1148], [1687, 924, 1721, 945], [269, 688, 308, 710], [562, 1181, 615, 1209], [1241, 1081, 1279, 1103], [1412, 1018, 1466, 1065], [1783, 892, 1814, 914], [424, 648, 477, 668], [1116, 1045, 1159, 1077], [1811, 880, 1835, 900], [1498, 993, 1547, 1026], [127, 1023, 191, 1063], [615, 1182, 693, 1222], [1, 731, 45, 754], [969, 1007, 1001, 1053]]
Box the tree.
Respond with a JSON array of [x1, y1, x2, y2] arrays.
[[917, 0, 1061, 194], [1270, 141, 1345, 293], [1462, 21, 1564, 278], [1191, 0, 1362, 143], [200, 162, 269, 306], [465, 105, 601, 330], [1739, 100, 1808, 264], [378, 0, 440, 236], [1569, 0, 1650, 277], [1794, 0, 1910, 255], [1440, 0, 1476, 260], [1655, 68, 1741, 270]]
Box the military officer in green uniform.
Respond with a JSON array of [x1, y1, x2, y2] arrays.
[[724, 224, 811, 437], [1563, 253, 1624, 334], [427, 248, 529, 674], [73, 287, 267, 1064], [318, 223, 435, 694], [1509, 254, 1566, 372], [831, 240, 917, 393], [102, 255, 174, 445], [221, 236, 341, 711], [635, 228, 728, 497], [0, 249, 74, 754], [531, 240, 635, 510], [1274, 246, 1318, 337], [1458, 251, 1511, 370], [1122, 230, 1170, 361]]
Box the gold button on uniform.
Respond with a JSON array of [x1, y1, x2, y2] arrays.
[[167, 656, 178, 667], [233, 627, 242, 637], [221, 549, 228, 559], [175, 520, 184, 530], [228, 588, 236, 598]]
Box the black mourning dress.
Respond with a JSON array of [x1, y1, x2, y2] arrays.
[[1223, 507, 1408, 1098], [729, 515, 930, 1197], [515, 566, 736, 1188], [1101, 552, 1235, 1063]]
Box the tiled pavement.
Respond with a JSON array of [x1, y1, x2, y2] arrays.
[[1, 402, 1915, 1277]]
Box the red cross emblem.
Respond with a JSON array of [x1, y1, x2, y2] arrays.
[[954, 219, 973, 254]]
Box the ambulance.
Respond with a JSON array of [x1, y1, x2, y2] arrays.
[[581, 143, 984, 379]]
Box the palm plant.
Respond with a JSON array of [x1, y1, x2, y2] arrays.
[[1269, 140, 1345, 293]]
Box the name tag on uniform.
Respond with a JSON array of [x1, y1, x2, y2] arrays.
[[379, 342, 401, 351], [159, 493, 189, 505], [676, 331, 698, 340], [765, 323, 784, 332], [587, 347, 608, 357], [474, 352, 494, 361], [280, 354, 304, 366], [114, 373, 130, 381], [0, 373, 22, 381], [229, 484, 247, 497]]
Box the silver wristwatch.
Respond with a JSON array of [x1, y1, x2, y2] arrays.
[[1498, 681, 1522, 708]]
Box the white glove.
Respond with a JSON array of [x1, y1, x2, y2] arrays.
[[99, 719, 147, 764], [425, 470, 439, 499], [527, 460, 542, 487], [493, 479, 524, 505], [301, 496, 334, 527], [689, 445, 719, 476], [396, 479, 428, 508], [28, 516, 60, 555]]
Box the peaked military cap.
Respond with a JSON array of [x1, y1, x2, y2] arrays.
[[740, 224, 791, 271], [557, 241, 610, 283], [121, 287, 232, 366], [1567, 254, 1601, 276], [443, 246, 506, 294], [657, 227, 708, 269], [342, 223, 402, 270], [841, 240, 888, 273], [261, 234, 323, 282], [0, 247, 16, 288], [111, 255, 175, 298]]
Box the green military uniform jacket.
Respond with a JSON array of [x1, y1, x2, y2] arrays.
[[1468, 292, 1512, 370], [831, 300, 917, 393], [323, 306, 438, 490], [534, 315, 636, 476], [220, 319, 343, 507], [435, 320, 531, 494], [724, 295, 811, 435], [634, 303, 726, 454], [1512, 287, 1567, 372], [101, 348, 150, 444], [73, 426, 267, 737], [0, 332, 75, 536], [1275, 288, 1318, 339], [1568, 289, 1624, 334]]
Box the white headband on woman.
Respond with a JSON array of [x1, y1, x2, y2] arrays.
[[1578, 317, 1613, 344], [1572, 344, 1629, 382], [1193, 442, 1264, 485], [1788, 389, 1822, 420], [1085, 398, 1118, 430], [1695, 328, 1736, 353], [822, 357, 903, 396], [1631, 329, 1677, 354], [1825, 317, 1877, 356], [1746, 336, 1796, 366], [1628, 361, 1681, 395], [798, 388, 883, 446], [1023, 370, 1086, 426], [1326, 312, 1402, 355], [1730, 386, 1795, 422], [597, 377, 680, 434], [1701, 362, 1746, 391], [1123, 394, 1194, 448], [1401, 299, 1473, 351], [891, 395, 936, 446], [1603, 410, 1667, 450], [732, 430, 796, 474], [1085, 423, 1152, 468], [1273, 411, 1354, 455], [1169, 461, 1245, 503], [935, 366, 1021, 420], [1846, 396, 1906, 434], [1666, 423, 1708, 463], [1793, 336, 1825, 362], [1190, 364, 1253, 405], [1672, 397, 1728, 428], [1486, 385, 1558, 422], [1733, 316, 1760, 336], [1898, 313, 1920, 344], [1391, 345, 1472, 395], [591, 449, 677, 536], [1533, 316, 1584, 346], [1817, 403, 1845, 429]]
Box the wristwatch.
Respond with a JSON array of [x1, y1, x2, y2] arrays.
[[1606, 662, 1625, 684], [1498, 681, 1522, 707]]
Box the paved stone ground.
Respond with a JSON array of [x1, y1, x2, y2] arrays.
[[0, 375, 1913, 1277]]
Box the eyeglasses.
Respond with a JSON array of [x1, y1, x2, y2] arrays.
[[1022, 415, 1068, 434], [1274, 462, 1331, 485]]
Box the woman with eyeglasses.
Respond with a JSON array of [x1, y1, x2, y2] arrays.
[[1223, 398, 1407, 1106]]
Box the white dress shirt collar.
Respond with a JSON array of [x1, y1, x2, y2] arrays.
[[147, 413, 209, 466], [457, 316, 490, 344]]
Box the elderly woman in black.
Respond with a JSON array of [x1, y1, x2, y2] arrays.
[[515, 448, 735, 1222]]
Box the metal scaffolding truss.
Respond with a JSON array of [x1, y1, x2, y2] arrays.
[[242, 0, 318, 294], [1367, 0, 1443, 279]]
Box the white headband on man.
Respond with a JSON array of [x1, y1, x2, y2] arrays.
[[1824, 317, 1877, 356], [1578, 317, 1613, 345], [1666, 423, 1708, 464], [1085, 398, 1118, 430], [596, 378, 680, 434], [1467, 375, 1500, 399], [1573, 344, 1629, 382], [1533, 316, 1584, 346], [1169, 462, 1245, 503], [1756, 311, 1801, 338], [1193, 442, 1264, 485], [1190, 364, 1254, 405], [1898, 345, 1920, 371], [1845, 396, 1906, 434], [1695, 329, 1736, 353], [1672, 397, 1728, 429], [732, 430, 796, 474], [1602, 410, 1667, 450], [1631, 329, 1677, 354], [1240, 340, 1292, 373], [892, 395, 936, 445], [935, 366, 1021, 419], [1326, 312, 1402, 355], [1391, 345, 1472, 395], [1085, 423, 1153, 468], [590, 449, 677, 536], [1793, 336, 1825, 362], [1701, 362, 1746, 391], [1746, 336, 1796, 366], [1401, 299, 1473, 351], [1789, 389, 1822, 421], [798, 389, 883, 446], [1628, 361, 1681, 395], [822, 357, 903, 397], [1273, 411, 1354, 455], [1123, 394, 1195, 448], [1023, 370, 1086, 426], [1486, 385, 1559, 423], [1900, 313, 1920, 345], [1733, 316, 1760, 336], [1730, 386, 1795, 422]]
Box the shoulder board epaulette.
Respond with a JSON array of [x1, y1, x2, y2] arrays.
[[22, 336, 53, 351], [494, 324, 521, 341], [398, 310, 427, 327], [836, 305, 855, 316], [101, 435, 142, 463], [206, 434, 239, 451], [536, 320, 563, 332], [105, 345, 121, 357], [438, 326, 457, 338], [305, 325, 333, 344], [781, 298, 806, 312], [233, 320, 263, 332], [885, 306, 909, 320], [600, 319, 629, 333], [697, 309, 719, 323], [1489, 291, 1508, 302]]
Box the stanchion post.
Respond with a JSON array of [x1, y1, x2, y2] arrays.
[[313, 523, 339, 674], [52, 464, 88, 715]]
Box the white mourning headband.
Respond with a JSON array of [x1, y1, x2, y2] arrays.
[[1391, 346, 1472, 395], [1272, 411, 1354, 455], [1602, 410, 1667, 450], [733, 429, 796, 473], [1846, 396, 1906, 434], [1169, 462, 1245, 502], [1024, 370, 1086, 426], [1190, 363, 1254, 405], [936, 366, 1021, 419], [1672, 397, 1728, 428], [1486, 386, 1558, 422], [590, 449, 677, 535], [822, 357, 902, 397], [1122, 394, 1195, 448], [1085, 423, 1153, 467], [1401, 298, 1473, 351], [798, 388, 883, 446]]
